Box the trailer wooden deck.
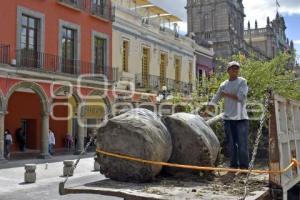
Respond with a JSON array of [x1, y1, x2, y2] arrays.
[[60, 173, 270, 200]]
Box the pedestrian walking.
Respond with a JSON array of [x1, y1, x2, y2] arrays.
[[48, 129, 55, 156], [208, 61, 249, 169], [4, 129, 13, 159], [16, 127, 26, 152]]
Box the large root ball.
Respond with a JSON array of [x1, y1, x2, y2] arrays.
[[97, 108, 172, 182], [163, 113, 220, 175]]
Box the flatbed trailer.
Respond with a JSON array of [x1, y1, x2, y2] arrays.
[[59, 94, 300, 200]]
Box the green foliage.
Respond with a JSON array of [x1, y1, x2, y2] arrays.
[[168, 54, 299, 159], [168, 53, 299, 116], [201, 53, 300, 102]]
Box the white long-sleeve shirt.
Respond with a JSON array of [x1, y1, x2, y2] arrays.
[[210, 77, 249, 120], [48, 131, 55, 145], [5, 134, 13, 143]]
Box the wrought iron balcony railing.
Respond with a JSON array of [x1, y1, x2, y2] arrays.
[[57, 0, 114, 21], [90, 3, 113, 21], [135, 73, 193, 94], [57, 0, 84, 10], [15, 49, 112, 79]]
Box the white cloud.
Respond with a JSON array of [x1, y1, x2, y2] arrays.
[[178, 22, 188, 34], [244, 0, 300, 28], [294, 40, 300, 45], [243, 0, 275, 28], [276, 0, 300, 15], [150, 0, 187, 21]]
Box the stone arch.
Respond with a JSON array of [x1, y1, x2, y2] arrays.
[[52, 85, 83, 119], [5, 81, 51, 157], [5, 81, 49, 113], [52, 85, 82, 104], [52, 85, 84, 154]]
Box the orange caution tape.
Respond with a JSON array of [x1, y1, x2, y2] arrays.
[[292, 159, 300, 167], [96, 148, 300, 175]]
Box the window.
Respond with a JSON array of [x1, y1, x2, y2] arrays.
[[189, 61, 193, 83], [175, 56, 181, 82], [17, 7, 45, 69], [142, 18, 150, 25], [92, 31, 109, 76], [204, 14, 209, 30], [91, 0, 106, 16], [61, 27, 76, 74], [174, 56, 181, 90], [20, 15, 39, 68], [142, 47, 150, 87], [122, 40, 129, 72], [70, 0, 79, 4], [21, 15, 38, 50], [59, 0, 81, 9], [160, 53, 167, 88], [68, 0, 79, 4], [94, 37, 106, 74], [204, 31, 211, 39], [198, 69, 203, 86]]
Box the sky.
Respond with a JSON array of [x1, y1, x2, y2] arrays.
[[150, 0, 300, 62]]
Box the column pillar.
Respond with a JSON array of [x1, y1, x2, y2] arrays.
[[0, 112, 5, 161], [39, 112, 51, 159], [75, 118, 86, 155]]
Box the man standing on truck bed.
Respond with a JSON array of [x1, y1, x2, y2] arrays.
[[208, 61, 249, 169]]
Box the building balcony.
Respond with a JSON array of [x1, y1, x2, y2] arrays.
[[89, 3, 114, 21], [57, 0, 114, 21], [135, 73, 192, 95], [0, 48, 114, 81], [57, 0, 84, 10]]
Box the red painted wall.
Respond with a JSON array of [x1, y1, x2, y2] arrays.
[[0, 0, 112, 68], [5, 92, 41, 151], [5, 92, 68, 151], [50, 99, 69, 150]]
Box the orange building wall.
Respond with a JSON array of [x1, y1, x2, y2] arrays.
[[50, 99, 69, 150], [0, 0, 112, 67]]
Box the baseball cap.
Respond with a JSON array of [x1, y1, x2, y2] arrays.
[[227, 61, 240, 70]]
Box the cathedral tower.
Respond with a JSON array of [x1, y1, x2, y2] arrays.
[[186, 0, 245, 58]]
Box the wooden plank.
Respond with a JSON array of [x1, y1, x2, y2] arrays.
[[269, 95, 281, 186], [60, 175, 269, 200]]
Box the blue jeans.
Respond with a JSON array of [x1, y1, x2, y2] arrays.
[[49, 144, 54, 155], [224, 120, 249, 169]]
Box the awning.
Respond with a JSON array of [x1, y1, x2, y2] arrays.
[[132, 0, 151, 6], [160, 14, 182, 22], [147, 6, 168, 15]]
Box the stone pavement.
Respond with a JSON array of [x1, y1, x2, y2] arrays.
[[0, 153, 121, 200], [0, 151, 95, 169]]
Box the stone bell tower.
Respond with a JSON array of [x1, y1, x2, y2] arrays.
[[186, 0, 245, 58]]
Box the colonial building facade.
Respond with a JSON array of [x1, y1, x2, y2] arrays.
[[186, 0, 294, 60], [0, 0, 156, 160], [112, 0, 214, 95]]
